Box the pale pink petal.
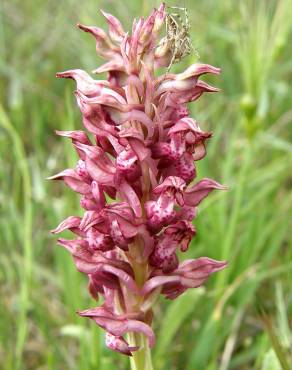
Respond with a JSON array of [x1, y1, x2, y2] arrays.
[[56, 69, 108, 96], [77, 23, 120, 60], [100, 10, 125, 44], [105, 332, 139, 356]]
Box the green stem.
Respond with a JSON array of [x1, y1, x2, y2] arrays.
[[129, 333, 153, 370]]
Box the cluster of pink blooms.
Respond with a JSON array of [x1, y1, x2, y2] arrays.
[[51, 4, 227, 356]]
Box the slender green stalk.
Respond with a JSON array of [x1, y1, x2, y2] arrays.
[[127, 242, 153, 370], [129, 333, 153, 370]]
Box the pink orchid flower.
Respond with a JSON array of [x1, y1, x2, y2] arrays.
[[51, 3, 227, 362]]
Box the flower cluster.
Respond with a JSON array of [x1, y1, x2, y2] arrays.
[[51, 4, 227, 357]]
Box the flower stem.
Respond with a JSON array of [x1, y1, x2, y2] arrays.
[[129, 333, 153, 370]]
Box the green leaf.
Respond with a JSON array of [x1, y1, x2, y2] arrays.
[[261, 349, 281, 370]]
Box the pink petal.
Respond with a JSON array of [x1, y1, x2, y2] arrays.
[[171, 153, 196, 183], [91, 181, 106, 210], [86, 228, 114, 252], [145, 198, 176, 232], [100, 10, 125, 44], [80, 211, 103, 231], [126, 320, 156, 348], [175, 63, 221, 80], [188, 80, 220, 102], [184, 178, 227, 206], [153, 176, 186, 194], [100, 264, 139, 294], [178, 258, 228, 288], [141, 276, 180, 295], [118, 181, 142, 218], [80, 196, 100, 211], [51, 216, 82, 235], [105, 332, 139, 356], [153, 3, 166, 34], [109, 219, 129, 250], [119, 109, 154, 139], [77, 23, 119, 60], [178, 257, 227, 273], [48, 169, 91, 194], [57, 238, 95, 264], [56, 69, 107, 96], [78, 307, 155, 347], [155, 77, 198, 98], [55, 130, 91, 145], [120, 136, 150, 162], [74, 143, 115, 186], [151, 142, 171, 159], [93, 60, 125, 74]]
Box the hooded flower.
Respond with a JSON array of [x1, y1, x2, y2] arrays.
[[149, 220, 196, 273], [51, 3, 227, 357]]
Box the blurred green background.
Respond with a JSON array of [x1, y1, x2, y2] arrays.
[[0, 0, 291, 369]]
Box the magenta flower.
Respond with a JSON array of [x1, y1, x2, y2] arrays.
[[51, 3, 227, 367]]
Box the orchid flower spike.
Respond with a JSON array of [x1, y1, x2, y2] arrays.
[[51, 3, 227, 362]]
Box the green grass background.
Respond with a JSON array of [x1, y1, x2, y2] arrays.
[[0, 0, 291, 369]]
